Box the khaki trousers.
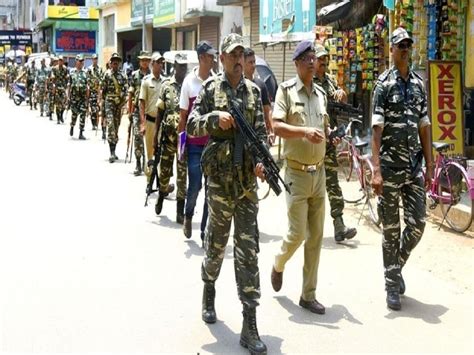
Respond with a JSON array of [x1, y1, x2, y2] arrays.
[[144, 120, 156, 179], [274, 166, 326, 301]]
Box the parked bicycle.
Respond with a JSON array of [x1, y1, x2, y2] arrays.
[[336, 117, 380, 226], [426, 142, 473, 232]]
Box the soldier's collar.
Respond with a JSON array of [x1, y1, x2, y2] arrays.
[[296, 75, 318, 94], [222, 72, 245, 89], [391, 66, 414, 81]]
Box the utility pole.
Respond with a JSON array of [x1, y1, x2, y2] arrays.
[[142, 0, 146, 51]]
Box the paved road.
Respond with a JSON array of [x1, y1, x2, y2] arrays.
[[0, 93, 472, 354]]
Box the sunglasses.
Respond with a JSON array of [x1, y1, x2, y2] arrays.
[[396, 42, 412, 50], [299, 54, 316, 63]]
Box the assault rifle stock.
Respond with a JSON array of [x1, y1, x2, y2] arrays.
[[327, 101, 363, 118], [229, 100, 290, 196]]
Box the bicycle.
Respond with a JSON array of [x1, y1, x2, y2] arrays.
[[426, 142, 474, 233], [336, 117, 381, 227]]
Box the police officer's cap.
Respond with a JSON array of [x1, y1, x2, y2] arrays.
[[137, 50, 152, 60], [151, 52, 163, 62], [110, 52, 122, 62], [292, 40, 315, 61], [175, 53, 188, 65], [75, 54, 84, 61], [391, 27, 413, 45]]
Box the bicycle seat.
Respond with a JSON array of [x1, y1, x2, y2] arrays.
[[354, 137, 368, 149], [432, 142, 450, 152]]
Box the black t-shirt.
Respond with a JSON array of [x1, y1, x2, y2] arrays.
[[253, 77, 270, 106]]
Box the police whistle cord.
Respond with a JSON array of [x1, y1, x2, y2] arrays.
[[229, 100, 290, 196]]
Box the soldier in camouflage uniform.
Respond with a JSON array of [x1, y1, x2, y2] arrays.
[[26, 61, 37, 110], [45, 56, 58, 120], [101, 52, 128, 163], [6, 61, 18, 99], [67, 54, 89, 140], [35, 58, 49, 116], [50, 55, 69, 124], [371, 28, 432, 311], [187, 34, 267, 355], [127, 50, 151, 175], [154, 54, 188, 224], [86, 54, 103, 130], [313, 44, 357, 242]]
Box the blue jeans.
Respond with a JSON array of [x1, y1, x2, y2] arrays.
[[185, 144, 208, 236]]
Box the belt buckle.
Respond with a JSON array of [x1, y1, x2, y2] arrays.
[[306, 165, 317, 172]]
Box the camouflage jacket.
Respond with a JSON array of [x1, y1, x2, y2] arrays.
[[69, 68, 88, 97], [26, 66, 37, 82], [86, 64, 103, 94], [35, 65, 49, 86], [314, 73, 341, 126], [157, 75, 182, 134], [102, 68, 128, 104], [51, 65, 69, 90], [128, 68, 150, 107], [371, 66, 430, 168], [187, 72, 266, 190]]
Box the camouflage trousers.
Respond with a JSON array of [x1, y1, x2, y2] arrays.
[[105, 100, 122, 145], [55, 87, 67, 112], [159, 132, 187, 200], [132, 109, 144, 160], [379, 166, 426, 291], [202, 175, 261, 308], [324, 143, 344, 219], [89, 91, 100, 123], [70, 96, 87, 130], [45, 87, 55, 115], [36, 86, 47, 113]]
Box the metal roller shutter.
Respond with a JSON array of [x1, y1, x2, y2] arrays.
[[199, 16, 220, 49]]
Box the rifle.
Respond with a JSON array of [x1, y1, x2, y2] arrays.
[[327, 101, 363, 120], [229, 99, 290, 196], [125, 114, 133, 163], [144, 145, 161, 207]]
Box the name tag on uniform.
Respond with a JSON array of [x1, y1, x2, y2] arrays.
[[149, 86, 155, 89], [295, 102, 305, 107]]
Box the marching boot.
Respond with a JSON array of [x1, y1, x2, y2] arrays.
[[202, 281, 216, 324], [155, 192, 166, 215], [134, 157, 142, 176], [70, 126, 74, 137], [334, 216, 357, 242], [102, 127, 106, 140], [78, 129, 86, 140], [176, 199, 185, 224], [91, 118, 98, 130], [49, 111, 52, 120], [240, 305, 267, 355], [183, 216, 192, 239], [109, 144, 117, 163]]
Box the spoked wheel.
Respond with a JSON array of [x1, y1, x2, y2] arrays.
[[336, 142, 352, 181], [364, 167, 381, 226], [340, 156, 365, 204], [437, 164, 473, 232]]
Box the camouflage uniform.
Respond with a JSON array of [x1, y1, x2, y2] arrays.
[[372, 65, 430, 292], [187, 72, 266, 308], [86, 63, 103, 129], [35, 64, 49, 116], [68, 67, 89, 132], [128, 68, 148, 162], [102, 65, 128, 155], [45, 62, 56, 119], [26, 64, 36, 109], [157, 75, 187, 200], [50, 64, 69, 123]]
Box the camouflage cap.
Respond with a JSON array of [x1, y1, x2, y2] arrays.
[[137, 50, 152, 60], [75, 53, 84, 61], [91, 53, 98, 59], [314, 44, 329, 58], [175, 53, 188, 64], [151, 52, 163, 62], [51, 55, 58, 61], [292, 40, 315, 61], [110, 52, 122, 61], [391, 27, 413, 45], [220, 33, 244, 54], [57, 55, 64, 61]]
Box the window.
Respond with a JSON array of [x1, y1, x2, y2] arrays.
[[104, 14, 115, 47]]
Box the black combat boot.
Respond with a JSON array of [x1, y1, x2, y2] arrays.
[[60, 111, 65, 123], [334, 216, 357, 242], [240, 305, 267, 354], [155, 192, 166, 215], [183, 216, 192, 239], [386, 289, 401, 311], [70, 126, 74, 137], [102, 128, 106, 140], [202, 281, 216, 324], [176, 199, 185, 224], [109, 144, 117, 163], [78, 129, 86, 140], [134, 157, 142, 176], [49, 112, 52, 121], [92, 118, 98, 130]]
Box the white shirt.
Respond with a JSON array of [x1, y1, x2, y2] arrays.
[[179, 66, 205, 111]]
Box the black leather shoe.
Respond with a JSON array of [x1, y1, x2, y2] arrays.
[[299, 298, 325, 314], [400, 275, 405, 295], [271, 267, 282, 292], [69, 126, 74, 136], [386, 290, 401, 310]]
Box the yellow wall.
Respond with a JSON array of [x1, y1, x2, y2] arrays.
[[117, 0, 132, 29], [466, 1, 474, 87]]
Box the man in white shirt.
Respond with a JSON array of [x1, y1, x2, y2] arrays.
[[178, 41, 217, 243]]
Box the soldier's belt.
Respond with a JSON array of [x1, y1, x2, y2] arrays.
[[286, 158, 324, 172]]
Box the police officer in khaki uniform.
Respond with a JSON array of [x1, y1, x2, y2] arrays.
[[271, 40, 331, 315]]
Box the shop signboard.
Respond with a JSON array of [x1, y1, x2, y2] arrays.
[[153, 0, 175, 27], [131, 0, 154, 26], [259, 0, 316, 42], [0, 31, 33, 64], [47, 6, 99, 20], [428, 61, 464, 156], [56, 30, 96, 54]]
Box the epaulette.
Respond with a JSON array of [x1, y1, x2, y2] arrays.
[[202, 72, 222, 89], [280, 77, 297, 89], [377, 68, 391, 83]]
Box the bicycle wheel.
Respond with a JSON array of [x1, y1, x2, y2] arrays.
[[364, 167, 381, 226], [341, 156, 365, 203], [437, 163, 473, 232], [336, 142, 352, 181]]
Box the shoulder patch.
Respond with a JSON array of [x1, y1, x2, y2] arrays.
[[377, 68, 391, 83], [281, 78, 297, 89]]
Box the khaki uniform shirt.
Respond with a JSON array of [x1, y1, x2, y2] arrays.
[[273, 75, 329, 165], [139, 73, 163, 118]]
